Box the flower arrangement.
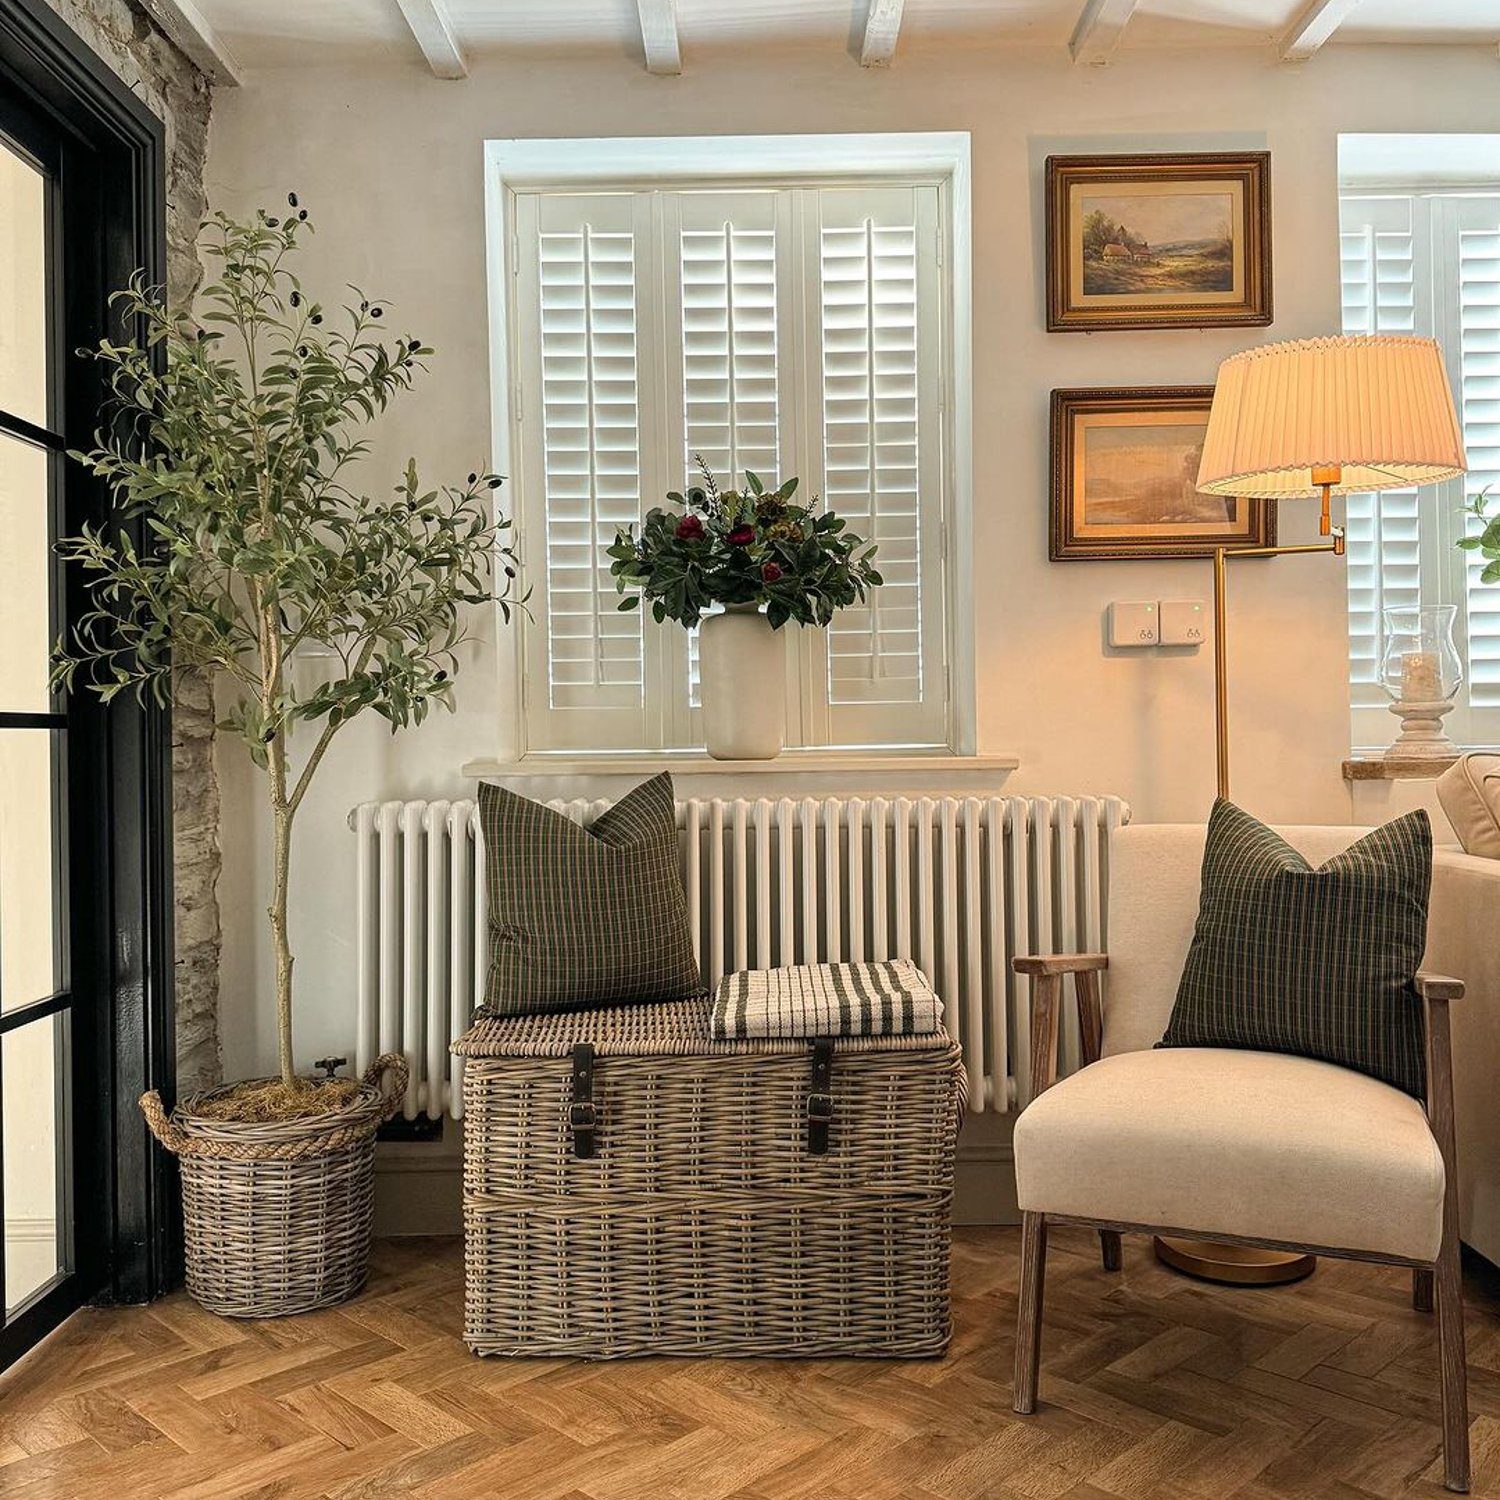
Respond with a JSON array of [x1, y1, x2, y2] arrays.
[[607, 457, 882, 628]]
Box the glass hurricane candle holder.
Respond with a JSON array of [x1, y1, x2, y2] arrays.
[[1379, 604, 1463, 760]]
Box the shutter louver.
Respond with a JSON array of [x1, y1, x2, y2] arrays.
[[538, 216, 643, 710], [1459, 221, 1500, 707], [1338, 199, 1422, 698], [820, 208, 923, 705]]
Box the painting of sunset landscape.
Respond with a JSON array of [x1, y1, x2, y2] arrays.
[[1080, 420, 1229, 528]]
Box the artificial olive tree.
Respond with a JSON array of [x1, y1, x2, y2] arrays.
[[55, 202, 520, 1093]]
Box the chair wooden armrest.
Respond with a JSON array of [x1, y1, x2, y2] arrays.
[[1011, 954, 1110, 1097], [1417, 971, 1464, 1003]]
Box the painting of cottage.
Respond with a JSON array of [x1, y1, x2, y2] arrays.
[[1079, 191, 1235, 296]]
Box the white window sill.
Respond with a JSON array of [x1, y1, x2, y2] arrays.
[[462, 751, 1019, 781]]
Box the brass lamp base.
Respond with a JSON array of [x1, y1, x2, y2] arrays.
[[1154, 1235, 1316, 1286]]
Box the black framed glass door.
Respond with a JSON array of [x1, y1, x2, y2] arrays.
[[1, 0, 175, 1372], [0, 83, 79, 1360]]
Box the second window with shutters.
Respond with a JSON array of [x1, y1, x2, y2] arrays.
[[508, 180, 952, 755], [1340, 188, 1500, 749]]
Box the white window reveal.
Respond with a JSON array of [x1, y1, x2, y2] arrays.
[[1339, 189, 1500, 749], [502, 162, 956, 757]]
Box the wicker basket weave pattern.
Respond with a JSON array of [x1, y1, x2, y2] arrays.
[[457, 1001, 965, 1358], [141, 1055, 407, 1319]]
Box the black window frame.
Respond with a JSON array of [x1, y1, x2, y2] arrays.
[[0, 0, 176, 1369]]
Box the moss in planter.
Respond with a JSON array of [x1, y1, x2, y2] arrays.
[[191, 1076, 364, 1123]]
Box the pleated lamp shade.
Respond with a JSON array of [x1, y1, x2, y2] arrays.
[[1196, 335, 1466, 499]]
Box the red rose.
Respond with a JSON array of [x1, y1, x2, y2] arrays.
[[761, 562, 783, 583], [675, 514, 705, 541], [727, 525, 755, 546]]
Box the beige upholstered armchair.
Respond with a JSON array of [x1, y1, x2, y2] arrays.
[[1010, 824, 1471, 1494]]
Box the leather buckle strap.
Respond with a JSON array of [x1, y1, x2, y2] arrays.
[[807, 1039, 835, 1155], [571, 1043, 597, 1159]]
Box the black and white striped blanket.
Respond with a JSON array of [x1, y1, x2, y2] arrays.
[[710, 959, 941, 1040]]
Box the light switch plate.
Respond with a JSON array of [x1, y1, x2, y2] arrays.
[[1160, 599, 1207, 647], [1108, 601, 1159, 648]]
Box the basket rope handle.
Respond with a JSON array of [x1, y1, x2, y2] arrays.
[[139, 1090, 189, 1155], [139, 1054, 411, 1160], [364, 1051, 410, 1124]]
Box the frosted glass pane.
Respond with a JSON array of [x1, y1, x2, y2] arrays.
[[0, 730, 58, 1012], [4, 1013, 64, 1313], [0, 434, 50, 713], [0, 141, 46, 427]]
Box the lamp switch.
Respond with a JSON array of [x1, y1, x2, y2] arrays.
[[1160, 599, 1207, 647], [1108, 601, 1160, 648]]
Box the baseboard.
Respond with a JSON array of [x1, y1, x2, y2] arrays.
[[3, 1216, 56, 1244], [373, 1118, 1020, 1236]]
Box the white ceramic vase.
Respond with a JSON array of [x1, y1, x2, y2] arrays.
[[698, 604, 786, 761]]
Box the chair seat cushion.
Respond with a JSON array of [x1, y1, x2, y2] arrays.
[[1013, 1048, 1444, 1262]]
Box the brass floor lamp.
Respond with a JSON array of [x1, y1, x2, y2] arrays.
[[1161, 334, 1468, 1285]]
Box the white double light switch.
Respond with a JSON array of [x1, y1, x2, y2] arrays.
[[1108, 599, 1207, 649]]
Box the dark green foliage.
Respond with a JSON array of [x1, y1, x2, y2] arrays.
[[607, 456, 882, 631]]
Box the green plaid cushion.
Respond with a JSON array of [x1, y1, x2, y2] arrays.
[[478, 773, 702, 1016], [1160, 800, 1431, 1097]]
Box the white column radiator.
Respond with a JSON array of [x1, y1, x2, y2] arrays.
[[349, 793, 1130, 1121]]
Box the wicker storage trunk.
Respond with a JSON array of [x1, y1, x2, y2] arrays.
[[454, 999, 965, 1358]]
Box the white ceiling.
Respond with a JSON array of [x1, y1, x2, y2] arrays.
[[192, 0, 1500, 72]]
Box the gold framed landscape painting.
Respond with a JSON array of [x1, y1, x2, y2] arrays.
[[1046, 152, 1272, 331], [1049, 387, 1275, 561]]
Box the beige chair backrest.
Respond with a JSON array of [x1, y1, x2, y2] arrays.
[[1100, 822, 1372, 1057]]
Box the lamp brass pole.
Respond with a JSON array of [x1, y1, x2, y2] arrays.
[[1157, 475, 1347, 1288]]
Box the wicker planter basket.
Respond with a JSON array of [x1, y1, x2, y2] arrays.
[[454, 1000, 965, 1359], [140, 1054, 407, 1319]]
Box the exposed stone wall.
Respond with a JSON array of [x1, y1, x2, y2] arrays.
[[37, 1, 221, 1092]]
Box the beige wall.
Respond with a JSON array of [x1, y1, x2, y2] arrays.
[[207, 41, 1494, 1080]]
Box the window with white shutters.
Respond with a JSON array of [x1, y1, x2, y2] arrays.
[[1339, 189, 1500, 749], [508, 179, 953, 755]]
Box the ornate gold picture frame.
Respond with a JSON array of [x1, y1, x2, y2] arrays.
[[1046, 152, 1272, 332], [1050, 386, 1275, 561]]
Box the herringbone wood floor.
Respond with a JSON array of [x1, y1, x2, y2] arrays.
[[2, 1227, 1499, 1499]]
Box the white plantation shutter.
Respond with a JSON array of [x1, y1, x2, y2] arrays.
[[511, 180, 952, 754], [1457, 213, 1500, 712], [813, 186, 945, 749], [668, 193, 786, 719], [514, 193, 648, 748], [1338, 189, 1500, 748], [1339, 197, 1423, 727]]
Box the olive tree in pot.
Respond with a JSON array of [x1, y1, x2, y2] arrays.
[[53, 201, 521, 1318]]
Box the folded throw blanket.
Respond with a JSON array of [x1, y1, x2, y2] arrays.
[[711, 959, 941, 1040]]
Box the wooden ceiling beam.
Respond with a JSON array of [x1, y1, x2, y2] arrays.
[[636, 0, 682, 75], [860, 0, 906, 68], [1280, 0, 1364, 61], [394, 0, 468, 80], [137, 0, 241, 85], [1069, 0, 1139, 65]]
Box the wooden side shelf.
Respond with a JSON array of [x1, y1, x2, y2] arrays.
[[1342, 755, 1457, 782]]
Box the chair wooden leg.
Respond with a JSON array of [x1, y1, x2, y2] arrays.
[[1100, 1229, 1122, 1272], [1414, 1267, 1435, 1313], [1436, 1237, 1470, 1492], [1014, 1211, 1047, 1415]]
